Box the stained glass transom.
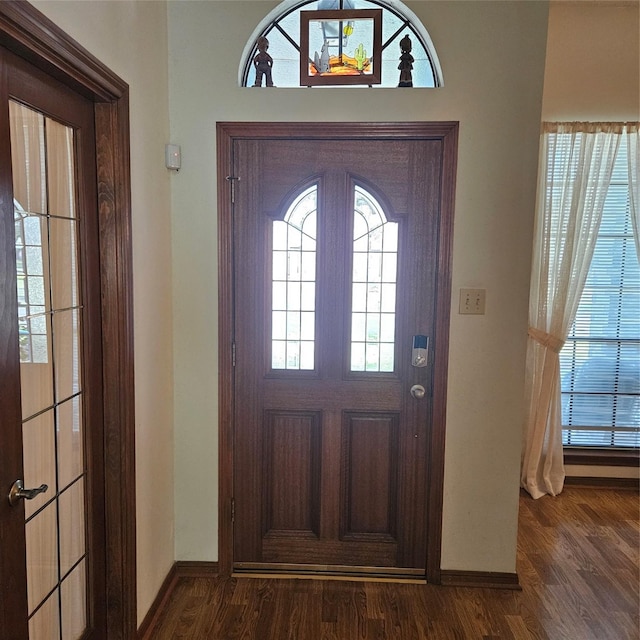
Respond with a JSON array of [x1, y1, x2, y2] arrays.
[[272, 185, 318, 370], [241, 0, 442, 88], [351, 185, 398, 372]]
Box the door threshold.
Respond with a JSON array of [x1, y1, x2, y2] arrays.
[[233, 564, 427, 584]]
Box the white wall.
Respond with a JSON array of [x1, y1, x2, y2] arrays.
[[168, 0, 549, 574], [31, 0, 175, 626], [543, 0, 640, 122]]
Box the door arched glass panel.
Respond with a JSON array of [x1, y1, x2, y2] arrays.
[[350, 185, 398, 372], [271, 184, 318, 370]]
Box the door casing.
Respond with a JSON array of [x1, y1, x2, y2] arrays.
[[0, 3, 136, 636], [217, 121, 458, 583]]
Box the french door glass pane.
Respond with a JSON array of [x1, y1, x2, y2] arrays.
[[22, 411, 56, 519], [271, 185, 317, 370], [10, 100, 88, 639], [25, 502, 58, 613], [60, 560, 86, 639], [29, 593, 59, 640], [56, 397, 84, 489], [350, 185, 397, 372], [59, 479, 85, 574], [53, 309, 81, 402]]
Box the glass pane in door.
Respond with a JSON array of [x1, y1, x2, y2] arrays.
[[10, 100, 88, 640], [271, 185, 317, 370], [350, 185, 398, 372]]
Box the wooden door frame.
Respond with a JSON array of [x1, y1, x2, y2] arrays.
[[0, 2, 136, 637], [217, 122, 458, 584]]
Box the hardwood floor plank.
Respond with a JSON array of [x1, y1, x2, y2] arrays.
[[146, 488, 639, 639], [505, 612, 549, 640]]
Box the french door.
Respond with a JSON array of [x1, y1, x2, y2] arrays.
[[0, 48, 106, 638], [219, 123, 458, 580]]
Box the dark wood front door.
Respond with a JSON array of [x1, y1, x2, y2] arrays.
[[218, 123, 457, 581]]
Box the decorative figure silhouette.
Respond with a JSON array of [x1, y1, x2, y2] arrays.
[[253, 36, 274, 87], [398, 34, 414, 87], [314, 40, 330, 73]]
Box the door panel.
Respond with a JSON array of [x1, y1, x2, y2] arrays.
[[0, 48, 105, 639], [341, 412, 398, 539], [232, 135, 449, 576]]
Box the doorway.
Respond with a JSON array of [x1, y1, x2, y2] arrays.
[[0, 4, 135, 637], [217, 122, 458, 582]]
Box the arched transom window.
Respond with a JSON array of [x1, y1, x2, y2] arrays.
[[241, 0, 443, 88]]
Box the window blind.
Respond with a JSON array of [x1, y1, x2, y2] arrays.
[[560, 136, 640, 448]]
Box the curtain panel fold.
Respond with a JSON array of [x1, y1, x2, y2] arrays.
[[521, 122, 627, 499]]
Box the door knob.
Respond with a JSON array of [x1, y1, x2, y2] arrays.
[[8, 479, 48, 507], [410, 384, 426, 399]]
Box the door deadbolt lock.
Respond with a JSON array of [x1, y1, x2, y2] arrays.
[[412, 335, 429, 368]]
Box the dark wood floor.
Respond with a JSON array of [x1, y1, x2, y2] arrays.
[[147, 487, 639, 639]]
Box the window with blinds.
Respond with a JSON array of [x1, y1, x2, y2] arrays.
[[560, 136, 640, 448]]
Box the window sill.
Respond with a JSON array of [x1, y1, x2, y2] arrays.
[[564, 448, 640, 467]]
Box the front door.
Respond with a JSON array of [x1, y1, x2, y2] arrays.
[[0, 48, 106, 638], [222, 123, 457, 579]]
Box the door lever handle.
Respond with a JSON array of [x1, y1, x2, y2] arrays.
[[8, 479, 48, 507]]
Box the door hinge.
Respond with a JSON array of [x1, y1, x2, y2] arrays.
[[231, 498, 235, 523], [226, 175, 240, 204], [232, 342, 236, 367]]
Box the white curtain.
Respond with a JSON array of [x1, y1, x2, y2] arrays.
[[627, 124, 639, 260], [521, 122, 623, 499]]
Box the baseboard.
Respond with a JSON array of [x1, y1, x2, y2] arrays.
[[440, 570, 521, 590], [175, 560, 220, 577], [564, 476, 639, 490], [137, 563, 179, 640], [137, 561, 219, 639]]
